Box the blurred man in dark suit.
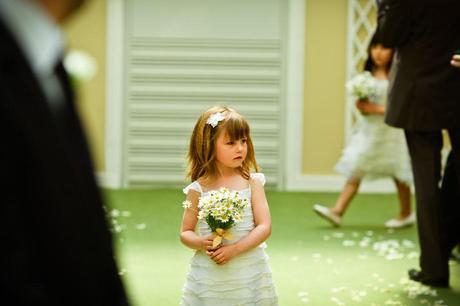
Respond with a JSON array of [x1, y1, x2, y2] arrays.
[[378, 0, 460, 288], [0, 0, 130, 304]]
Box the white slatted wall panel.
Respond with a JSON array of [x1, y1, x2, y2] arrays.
[[124, 38, 282, 187]]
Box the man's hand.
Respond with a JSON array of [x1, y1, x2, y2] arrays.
[[451, 54, 460, 68]]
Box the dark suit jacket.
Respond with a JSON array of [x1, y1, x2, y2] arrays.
[[0, 19, 129, 306], [378, 0, 460, 131]]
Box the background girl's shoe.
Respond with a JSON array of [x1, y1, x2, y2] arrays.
[[313, 204, 341, 227], [384, 212, 416, 229]]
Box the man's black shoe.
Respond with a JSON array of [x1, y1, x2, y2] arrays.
[[408, 269, 449, 288]]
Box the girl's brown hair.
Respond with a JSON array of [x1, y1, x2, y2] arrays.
[[186, 106, 259, 183], [364, 31, 394, 73]]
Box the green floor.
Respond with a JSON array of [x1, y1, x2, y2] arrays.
[[105, 189, 460, 306]]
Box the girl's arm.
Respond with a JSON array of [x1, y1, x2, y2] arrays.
[[356, 100, 385, 115], [209, 178, 272, 265], [180, 190, 214, 251]]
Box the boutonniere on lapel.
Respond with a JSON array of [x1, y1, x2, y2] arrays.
[[63, 49, 98, 87]]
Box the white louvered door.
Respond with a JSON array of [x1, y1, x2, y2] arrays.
[[123, 0, 285, 188]]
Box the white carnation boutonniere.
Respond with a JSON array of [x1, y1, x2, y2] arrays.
[[206, 112, 225, 128], [64, 50, 98, 85]]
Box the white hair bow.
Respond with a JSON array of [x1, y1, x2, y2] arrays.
[[206, 112, 225, 128]]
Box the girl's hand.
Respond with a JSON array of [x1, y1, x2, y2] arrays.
[[206, 244, 239, 265], [356, 100, 385, 115], [201, 235, 217, 251]]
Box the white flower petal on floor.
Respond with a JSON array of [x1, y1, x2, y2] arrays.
[[350, 289, 367, 302], [111, 209, 120, 218], [331, 296, 347, 306], [332, 232, 345, 238], [401, 277, 438, 299], [135, 223, 147, 230], [331, 287, 347, 293], [402, 240, 415, 248], [297, 291, 310, 303], [359, 237, 372, 248], [118, 268, 128, 276], [343, 240, 356, 247], [312, 253, 322, 260], [383, 298, 403, 305]]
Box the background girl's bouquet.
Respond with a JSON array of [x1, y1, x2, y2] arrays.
[[198, 187, 248, 248], [346, 71, 377, 101]]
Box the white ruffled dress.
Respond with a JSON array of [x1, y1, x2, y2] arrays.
[[180, 173, 278, 306], [335, 78, 413, 185]]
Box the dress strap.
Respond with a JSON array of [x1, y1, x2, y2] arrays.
[[250, 173, 266, 186], [183, 181, 203, 195]]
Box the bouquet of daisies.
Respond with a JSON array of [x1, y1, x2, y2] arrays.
[[197, 187, 248, 248], [346, 71, 377, 101]]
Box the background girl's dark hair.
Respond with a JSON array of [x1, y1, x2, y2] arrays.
[[363, 31, 393, 73]]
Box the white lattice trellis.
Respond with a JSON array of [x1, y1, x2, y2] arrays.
[[345, 0, 378, 141]]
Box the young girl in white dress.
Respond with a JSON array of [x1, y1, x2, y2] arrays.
[[179, 106, 278, 305], [314, 33, 414, 229]]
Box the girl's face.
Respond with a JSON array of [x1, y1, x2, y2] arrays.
[[214, 131, 248, 170], [370, 44, 393, 68]]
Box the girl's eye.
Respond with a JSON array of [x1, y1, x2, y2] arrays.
[[241, 138, 247, 144], [226, 141, 234, 145]]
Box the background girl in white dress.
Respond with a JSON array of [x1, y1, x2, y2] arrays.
[[179, 106, 278, 306], [314, 33, 414, 229]]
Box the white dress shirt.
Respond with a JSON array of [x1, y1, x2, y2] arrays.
[[0, 0, 66, 108]]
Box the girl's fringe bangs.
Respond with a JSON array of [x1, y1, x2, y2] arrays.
[[219, 115, 250, 140]]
